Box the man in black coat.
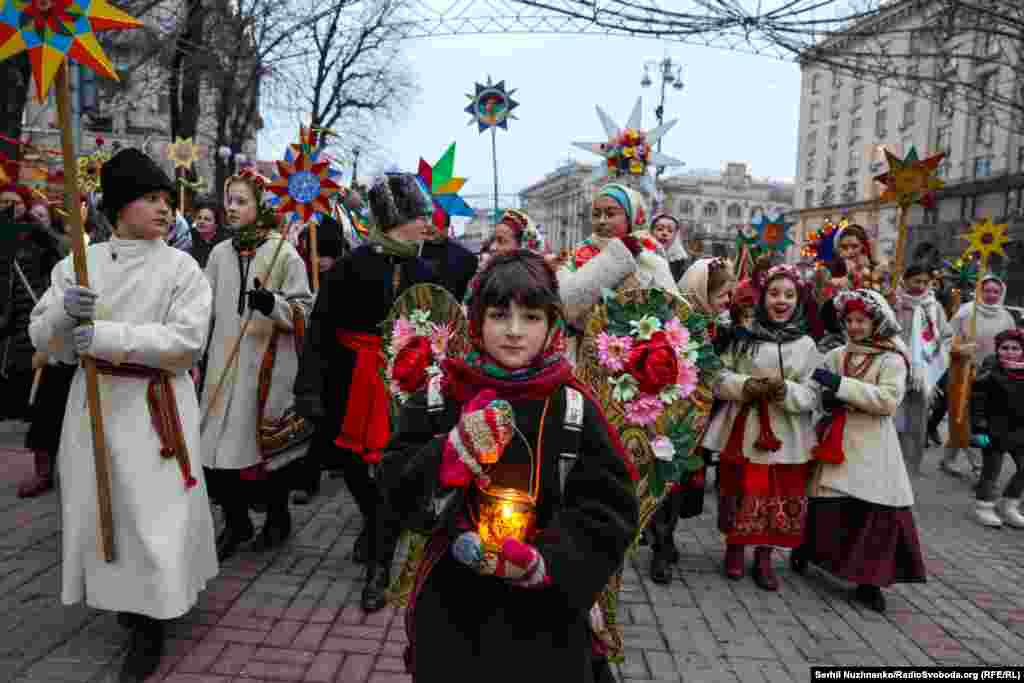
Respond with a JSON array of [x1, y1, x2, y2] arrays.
[[417, 215, 478, 302]]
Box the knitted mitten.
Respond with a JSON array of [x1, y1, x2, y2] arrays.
[[439, 390, 515, 489]]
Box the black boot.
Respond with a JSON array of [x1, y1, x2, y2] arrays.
[[361, 563, 390, 613], [216, 505, 254, 562], [650, 547, 673, 585], [855, 584, 886, 613], [119, 616, 165, 683], [352, 527, 369, 564], [790, 546, 808, 575], [253, 499, 292, 552]]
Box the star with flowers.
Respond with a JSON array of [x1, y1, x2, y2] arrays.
[[417, 142, 473, 233], [752, 213, 794, 254], [572, 97, 683, 197], [0, 0, 142, 99], [266, 138, 342, 223], [166, 136, 200, 170], [873, 146, 946, 209], [962, 216, 1010, 262]]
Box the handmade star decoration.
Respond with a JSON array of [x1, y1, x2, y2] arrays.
[[572, 97, 683, 197], [962, 216, 1010, 262], [464, 76, 518, 132], [166, 136, 200, 170], [76, 147, 109, 193], [417, 142, 474, 233], [0, 0, 142, 99], [266, 127, 343, 223], [873, 146, 946, 209], [800, 216, 847, 263], [752, 212, 794, 254]]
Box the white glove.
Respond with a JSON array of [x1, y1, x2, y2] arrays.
[[64, 285, 98, 320], [72, 324, 94, 356]]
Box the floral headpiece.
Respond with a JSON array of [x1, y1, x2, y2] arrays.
[[763, 264, 802, 289], [834, 288, 903, 340], [500, 209, 545, 252], [225, 169, 278, 231]]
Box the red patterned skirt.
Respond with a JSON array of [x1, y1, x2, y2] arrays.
[[717, 460, 810, 548]]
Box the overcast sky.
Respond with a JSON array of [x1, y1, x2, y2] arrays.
[[260, 32, 801, 202]]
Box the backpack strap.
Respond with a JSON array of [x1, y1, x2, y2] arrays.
[[558, 386, 585, 494]]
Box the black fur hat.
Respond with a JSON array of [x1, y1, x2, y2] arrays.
[[367, 173, 432, 232], [99, 149, 174, 224]]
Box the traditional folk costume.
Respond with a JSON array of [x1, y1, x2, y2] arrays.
[[798, 289, 926, 612], [651, 212, 689, 282], [707, 264, 821, 591], [379, 278, 638, 683], [893, 264, 952, 476], [29, 150, 217, 681], [294, 172, 439, 612], [200, 171, 313, 558], [970, 329, 1024, 529], [463, 209, 540, 304]]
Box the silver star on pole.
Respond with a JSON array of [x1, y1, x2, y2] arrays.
[[572, 97, 683, 196]]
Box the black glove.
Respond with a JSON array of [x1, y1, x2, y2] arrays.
[[821, 389, 843, 414], [246, 277, 276, 316], [812, 368, 842, 393], [294, 393, 324, 421]]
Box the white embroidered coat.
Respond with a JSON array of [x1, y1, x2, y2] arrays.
[[29, 238, 218, 619]]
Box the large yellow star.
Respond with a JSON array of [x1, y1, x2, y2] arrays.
[[166, 136, 201, 170], [0, 0, 142, 100], [873, 146, 946, 209], [962, 217, 1010, 262]]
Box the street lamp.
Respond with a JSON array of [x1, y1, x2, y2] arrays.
[[641, 56, 685, 181]]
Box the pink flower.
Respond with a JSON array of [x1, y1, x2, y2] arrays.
[[676, 362, 699, 399], [430, 323, 451, 358], [624, 395, 664, 426], [662, 319, 690, 352], [391, 318, 416, 354], [597, 332, 633, 372]]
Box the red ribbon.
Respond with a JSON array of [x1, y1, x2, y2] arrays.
[[812, 409, 847, 465], [334, 331, 389, 464]]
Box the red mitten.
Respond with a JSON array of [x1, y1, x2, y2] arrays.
[[439, 390, 516, 489], [483, 538, 549, 588]]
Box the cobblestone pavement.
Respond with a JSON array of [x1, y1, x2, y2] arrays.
[[3, 418, 1024, 682]]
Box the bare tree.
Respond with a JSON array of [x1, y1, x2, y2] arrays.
[[0, 54, 30, 167]]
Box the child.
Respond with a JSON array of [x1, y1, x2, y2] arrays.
[[380, 250, 639, 682], [651, 212, 689, 281], [894, 263, 952, 475], [201, 170, 313, 560], [29, 149, 217, 682], [709, 264, 821, 591], [970, 328, 1024, 528], [799, 289, 926, 613]]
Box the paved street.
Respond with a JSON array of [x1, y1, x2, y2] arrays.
[[3, 418, 1024, 682]]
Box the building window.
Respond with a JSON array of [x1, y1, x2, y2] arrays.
[[822, 185, 835, 205], [806, 156, 816, 177], [804, 189, 814, 208], [810, 102, 821, 124], [830, 92, 840, 118], [935, 125, 951, 154], [974, 156, 992, 178], [875, 109, 887, 138], [702, 203, 719, 218], [902, 100, 916, 128], [876, 85, 889, 103], [850, 116, 862, 142], [727, 203, 742, 219], [832, 70, 842, 88], [825, 155, 835, 178], [843, 181, 859, 202], [975, 116, 992, 144], [848, 148, 861, 173], [811, 72, 822, 94], [679, 200, 694, 216], [852, 85, 864, 110], [938, 87, 953, 117], [806, 129, 817, 155]]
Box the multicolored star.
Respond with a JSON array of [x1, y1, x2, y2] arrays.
[[417, 142, 473, 233], [464, 76, 518, 132], [0, 0, 142, 99], [962, 216, 1010, 262], [873, 146, 946, 209], [752, 213, 794, 254]]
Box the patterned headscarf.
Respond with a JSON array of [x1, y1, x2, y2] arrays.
[[733, 264, 808, 358], [597, 183, 648, 232], [500, 209, 545, 252], [834, 289, 902, 341]]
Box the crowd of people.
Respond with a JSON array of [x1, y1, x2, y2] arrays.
[[0, 145, 1020, 683]]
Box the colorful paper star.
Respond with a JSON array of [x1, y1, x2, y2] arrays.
[[0, 0, 142, 99], [572, 97, 683, 197], [166, 136, 200, 170], [266, 129, 343, 223], [417, 142, 473, 232], [752, 213, 794, 254], [465, 76, 518, 132], [962, 216, 1010, 262], [873, 146, 946, 209]]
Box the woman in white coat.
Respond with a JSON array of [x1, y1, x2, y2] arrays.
[[798, 289, 926, 612]]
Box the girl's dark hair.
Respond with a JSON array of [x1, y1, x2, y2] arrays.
[[468, 250, 563, 333], [193, 197, 223, 227]]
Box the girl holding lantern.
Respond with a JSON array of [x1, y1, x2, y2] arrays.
[[797, 289, 926, 613], [380, 251, 639, 683], [706, 264, 822, 591]]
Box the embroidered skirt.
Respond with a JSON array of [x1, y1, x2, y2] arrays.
[[803, 497, 927, 587], [717, 460, 810, 547]]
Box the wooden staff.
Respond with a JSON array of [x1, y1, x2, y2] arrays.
[[11, 258, 45, 405], [309, 220, 319, 292], [200, 233, 290, 432], [887, 205, 909, 303], [55, 63, 115, 562]]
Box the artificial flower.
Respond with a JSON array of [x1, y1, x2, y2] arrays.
[[626, 331, 679, 395], [623, 147, 635, 159], [609, 374, 639, 403], [624, 395, 664, 426], [676, 361, 699, 399], [651, 436, 675, 462], [662, 318, 691, 352], [630, 161, 644, 175], [658, 384, 682, 404], [431, 323, 451, 358], [392, 336, 432, 393], [574, 243, 601, 269], [391, 318, 417, 354], [630, 315, 662, 341], [597, 332, 634, 372]]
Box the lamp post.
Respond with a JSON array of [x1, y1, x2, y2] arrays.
[[640, 57, 684, 182]]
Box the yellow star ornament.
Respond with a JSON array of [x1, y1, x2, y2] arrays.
[[0, 0, 143, 100], [166, 137, 200, 170], [962, 217, 1010, 261], [873, 146, 945, 209]]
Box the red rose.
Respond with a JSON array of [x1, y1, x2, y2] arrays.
[[625, 331, 679, 395], [392, 336, 432, 393], [574, 244, 601, 269]]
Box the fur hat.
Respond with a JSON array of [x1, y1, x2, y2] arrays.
[[368, 173, 432, 231], [99, 149, 173, 224]]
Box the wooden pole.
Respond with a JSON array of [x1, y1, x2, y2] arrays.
[[55, 63, 116, 562], [888, 205, 909, 303], [309, 221, 319, 292]]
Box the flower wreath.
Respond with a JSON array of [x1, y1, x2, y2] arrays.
[[387, 308, 455, 403]]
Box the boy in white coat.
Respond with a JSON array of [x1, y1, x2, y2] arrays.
[[29, 149, 218, 682]]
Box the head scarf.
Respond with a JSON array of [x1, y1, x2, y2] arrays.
[[225, 169, 279, 253], [500, 209, 545, 252], [597, 183, 648, 233], [973, 274, 1007, 320], [651, 212, 688, 262], [679, 257, 731, 316], [733, 264, 808, 358]]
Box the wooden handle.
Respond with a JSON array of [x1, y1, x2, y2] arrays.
[[56, 64, 115, 563], [309, 222, 319, 292]]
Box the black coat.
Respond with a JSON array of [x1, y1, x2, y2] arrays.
[[293, 245, 439, 439], [382, 388, 639, 683], [188, 228, 232, 270], [972, 357, 1024, 450], [0, 226, 60, 377], [418, 238, 478, 303]]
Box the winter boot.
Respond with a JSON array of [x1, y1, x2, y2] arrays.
[[360, 562, 391, 613], [751, 546, 779, 592], [789, 546, 808, 575], [216, 504, 255, 561], [996, 498, 1024, 529], [724, 544, 745, 580], [17, 451, 54, 498], [974, 500, 1003, 528], [854, 585, 886, 613], [939, 448, 964, 477], [119, 616, 165, 683]]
